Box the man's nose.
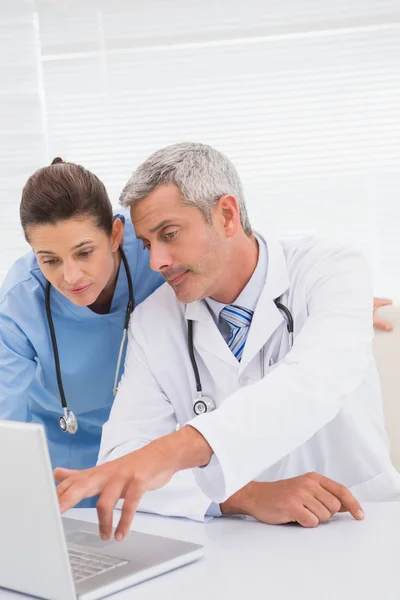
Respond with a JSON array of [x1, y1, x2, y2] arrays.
[[149, 244, 172, 273]]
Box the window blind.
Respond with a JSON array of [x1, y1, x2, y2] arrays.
[[1, 0, 399, 297]]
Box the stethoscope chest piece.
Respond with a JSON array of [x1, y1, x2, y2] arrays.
[[193, 395, 216, 416], [59, 409, 78, 434]]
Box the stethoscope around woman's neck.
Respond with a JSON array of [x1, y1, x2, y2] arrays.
[[45, 246, 134, 434]]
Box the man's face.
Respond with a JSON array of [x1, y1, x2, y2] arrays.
[[131, 184, 228, 303]]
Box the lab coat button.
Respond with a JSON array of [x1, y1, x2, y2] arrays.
[[239, 375, 249, 386]]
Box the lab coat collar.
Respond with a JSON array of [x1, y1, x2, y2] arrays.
[[185, 295, 237, 366], [185, 233, 290, 368], [239, 233, 290, 370], [254, 232, 290, 303]]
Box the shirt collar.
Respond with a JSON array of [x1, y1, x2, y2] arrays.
[[205, 233, 268, 322]]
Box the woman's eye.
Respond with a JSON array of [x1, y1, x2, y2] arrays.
[[78, 250, 93, 258], [43, 259, 58, 266]]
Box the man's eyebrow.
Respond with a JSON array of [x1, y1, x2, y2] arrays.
[[149, 219, 173, 233], [36, 240, 93, 255]]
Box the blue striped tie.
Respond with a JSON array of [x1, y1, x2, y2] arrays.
[[220, 304, 253, 361]]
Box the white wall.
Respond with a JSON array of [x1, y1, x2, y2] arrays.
[[1, 0, 399, 297]]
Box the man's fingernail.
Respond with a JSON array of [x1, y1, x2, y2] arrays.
[[115, 532, 123, 541], [100, 533, 108, 541], [356, 509, 365, 520]]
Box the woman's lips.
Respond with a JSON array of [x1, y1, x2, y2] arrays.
[[67, 284, 91, 295]]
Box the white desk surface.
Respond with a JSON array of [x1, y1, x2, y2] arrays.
[[1, 503, 398, 600]]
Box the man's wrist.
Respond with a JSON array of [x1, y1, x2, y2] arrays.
[[220, 481, 263, 516], [220, 494, 247, 516], [155, 425, 213, 475]]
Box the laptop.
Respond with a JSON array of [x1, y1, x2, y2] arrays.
[[0, 421, 203, 600]]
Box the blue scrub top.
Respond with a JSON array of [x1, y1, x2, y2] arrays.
[[0, 212, 163, 506]]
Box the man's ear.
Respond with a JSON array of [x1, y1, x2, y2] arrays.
[[216, 195, 240, 238]]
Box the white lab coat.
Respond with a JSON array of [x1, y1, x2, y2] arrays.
[[98, 234, 400, 521]]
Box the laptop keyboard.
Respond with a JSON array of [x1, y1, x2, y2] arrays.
[[68, 548, 128, 583]]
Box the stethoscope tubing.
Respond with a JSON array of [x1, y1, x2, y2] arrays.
[[188, 297, 294, 408], [45, 246, 134, 430]]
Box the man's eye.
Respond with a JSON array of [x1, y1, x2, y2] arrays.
[[165, 231, 177, 240]]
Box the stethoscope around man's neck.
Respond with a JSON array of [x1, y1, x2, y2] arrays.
[[188, 297, 294, 416], [45, 246, 134, 434]]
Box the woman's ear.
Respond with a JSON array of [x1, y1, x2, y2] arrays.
[[110, 217, 124, 251]]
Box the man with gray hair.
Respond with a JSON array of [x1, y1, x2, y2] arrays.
[[55, 142, 400, 542]]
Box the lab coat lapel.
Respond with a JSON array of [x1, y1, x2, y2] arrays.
[[240, 236, 290, 371], [185, 301, 238, 367]]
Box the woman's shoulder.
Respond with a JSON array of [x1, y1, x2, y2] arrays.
[[0, 251, 45, 308]]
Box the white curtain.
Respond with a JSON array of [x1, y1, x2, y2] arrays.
[[1, 0, 399, 297]]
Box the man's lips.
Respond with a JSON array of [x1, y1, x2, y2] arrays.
[[165, 271, 189, 285]]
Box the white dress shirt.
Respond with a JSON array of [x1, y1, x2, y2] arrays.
[[205, 234, 268, 343]]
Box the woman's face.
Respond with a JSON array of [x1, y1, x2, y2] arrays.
[[28, 216, 123, 307]]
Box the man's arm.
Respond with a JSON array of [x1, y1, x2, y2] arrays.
[[57, 425, 364, 538], [190, 245, 375, 501], [56, 425, 212, 539], [97, 325, 217, 521]]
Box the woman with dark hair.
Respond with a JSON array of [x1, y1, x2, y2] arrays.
[[0, 158, 163, 505]]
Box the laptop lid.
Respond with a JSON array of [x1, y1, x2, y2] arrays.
[[0, 420, 76, 600], [0, 421, 204, 600]]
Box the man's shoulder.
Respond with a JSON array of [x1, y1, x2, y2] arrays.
[[132, 281, 185, 326], [277, 237, 370, 297], [281, 237, 366, 269]]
